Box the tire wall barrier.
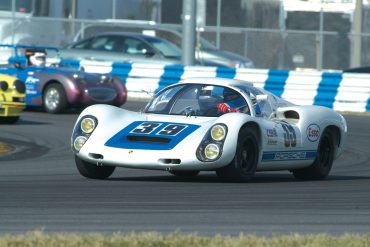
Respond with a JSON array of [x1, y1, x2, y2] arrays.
[[61, 59, 370, 112]]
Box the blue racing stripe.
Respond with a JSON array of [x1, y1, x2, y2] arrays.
[[366, 95, 370, 112], [112, 62, 132, 84], [156, 65, 184, 94], [262, 150, 317, 162], [313, 72, 342, 108], [105, 121, 200, 150], [263, 70, 289, 97], [216, 67, 236, 79]]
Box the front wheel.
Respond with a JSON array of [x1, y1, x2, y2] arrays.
[[216, 128, 259, 182], [43, 83, 68, 114], [75, 156, 115, 179], [292, 129, 335, 180]]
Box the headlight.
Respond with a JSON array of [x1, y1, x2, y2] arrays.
[[13, 80, 26, 94], [81, 117, 96, 134], [0, 81, 8, 91], [71, 115, 98, 153], [211, 125, 226, 141], [100, 74, 113, 84], [204, 143, 220, 160], [73, 136, 87, 152], [196, 124, 228, 162], [73, 73, 86, 84]]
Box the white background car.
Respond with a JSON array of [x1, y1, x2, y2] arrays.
[[71, 77, 347, 181]]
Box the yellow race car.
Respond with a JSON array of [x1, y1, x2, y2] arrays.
[[0, 74, 26, 123]]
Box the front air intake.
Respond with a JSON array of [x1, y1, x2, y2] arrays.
[[88, 88, 117, 102], [158, 159, 181, 165], [127, 136, 170, 143], [284, 110, 300, 120]]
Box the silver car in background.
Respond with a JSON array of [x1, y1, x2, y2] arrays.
[[60, 32, 182, 65], [61, 31, 254, 68]]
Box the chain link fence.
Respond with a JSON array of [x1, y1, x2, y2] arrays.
[[1, 0, 370, 71]]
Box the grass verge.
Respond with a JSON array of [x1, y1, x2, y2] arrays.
[[0, 231, 370, 247]]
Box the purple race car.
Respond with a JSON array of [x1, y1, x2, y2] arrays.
[[0, 45, 127, 113]]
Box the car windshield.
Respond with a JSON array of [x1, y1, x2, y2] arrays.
[[144, 36, 181, 59], [145, 83, 250, 117], [236, 84, 274, 118]]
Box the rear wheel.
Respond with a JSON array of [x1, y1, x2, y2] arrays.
[[75, 156, 115, 179], [292, 129, 335, 180], [43, 83, 67, 114], [169, 170, 200, 177], [216, 128, 259, 181]]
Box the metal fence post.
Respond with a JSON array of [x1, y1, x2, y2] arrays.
[[112, 0, 116, 19], [216, 0, 221, 49], [352, 0, 362, 68], [11, 0, 15, 44], [318, 1, 324, 70], [182, 0, 196, 66]]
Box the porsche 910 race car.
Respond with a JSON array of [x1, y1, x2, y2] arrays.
[[0, 44, 127, 113], [0, 73, 26, 123], [71, 77, 347, 181]]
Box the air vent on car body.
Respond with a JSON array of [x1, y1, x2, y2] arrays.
[[284, 110, 300, 120]]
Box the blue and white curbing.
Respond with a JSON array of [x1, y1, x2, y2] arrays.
[[60, 59, 370, 112]]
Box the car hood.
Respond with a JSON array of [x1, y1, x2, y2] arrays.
[[105, 113, 217, 150], [31, 67, 115, 87]]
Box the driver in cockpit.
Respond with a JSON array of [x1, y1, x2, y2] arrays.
[[217, 88, 248, 113]]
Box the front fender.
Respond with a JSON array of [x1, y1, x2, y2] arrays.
[[40, 73, 80, 103], [215, 113, 262, 162]]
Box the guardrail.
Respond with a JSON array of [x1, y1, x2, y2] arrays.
[[60, 59, 370, 112]]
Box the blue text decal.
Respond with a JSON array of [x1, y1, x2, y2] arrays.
[[262, 150, 317, 162]]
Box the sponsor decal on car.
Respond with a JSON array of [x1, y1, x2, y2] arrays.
[[262, 150, 317, 162], [266, 128, 278, 145], [307, 124, 320, 142], [281, 122, 296, 147], [105, 121, 200, 150], [25, 76, 40, 95]]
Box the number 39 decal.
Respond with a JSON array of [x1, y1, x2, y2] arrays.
[[131, 122, 187, 136], [281, 123, 296, 147]]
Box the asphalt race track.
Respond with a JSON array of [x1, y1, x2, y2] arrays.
[[1, 101, 370, 235]]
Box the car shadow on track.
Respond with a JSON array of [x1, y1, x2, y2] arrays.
[[25, 107, 84, 115], [108, 173, 370, 184], [15, 119, 52, 125]]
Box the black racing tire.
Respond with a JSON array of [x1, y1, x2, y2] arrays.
[[169, 170, 200, 177], [292, 129, 335, 180], [75, 156, 115, 179], [0, 116, 19, 124], [43, 83, 68, 114], [216, 128, 259, 182]]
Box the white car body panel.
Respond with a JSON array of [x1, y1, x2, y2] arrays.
[[72, 77, 347, 173]]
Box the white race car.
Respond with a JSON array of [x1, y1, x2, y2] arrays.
[[71, 77, 347, 181]]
